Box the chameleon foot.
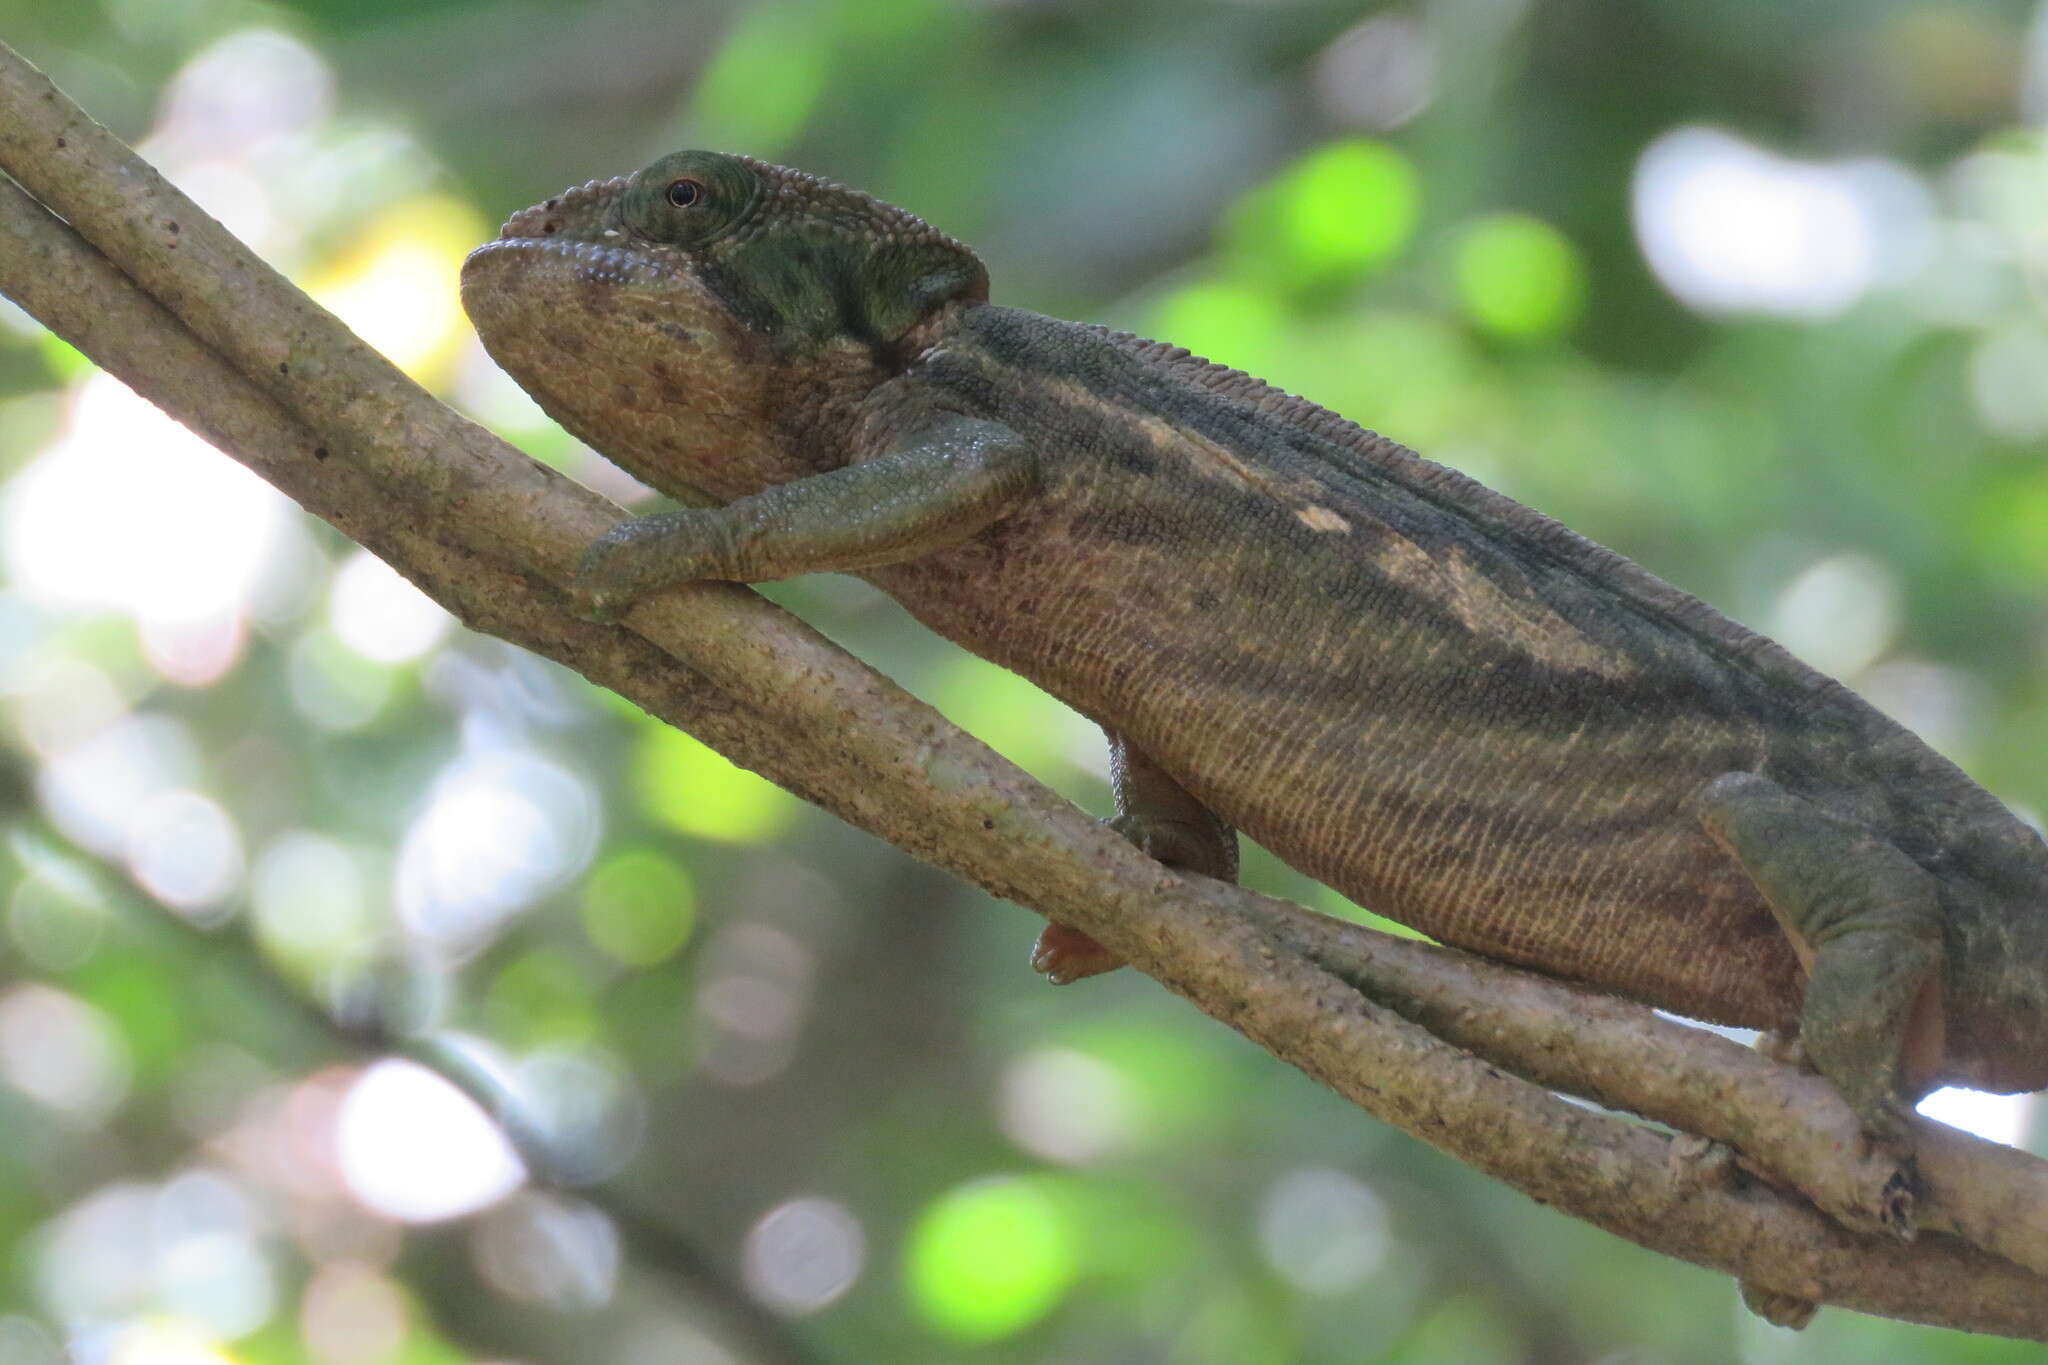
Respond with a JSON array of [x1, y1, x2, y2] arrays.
[[567, 542, 638, 622], [1754, 1031, 1919, 1239], [1031, 923, 1124, 984], [568, 535, 662, 622], [568, 507, 727, 622]]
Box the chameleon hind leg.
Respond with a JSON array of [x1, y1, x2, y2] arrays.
[[1696, 771, 1948, 1144], [1032, 731, 1240, 984]]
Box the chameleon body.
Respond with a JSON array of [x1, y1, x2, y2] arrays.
[[462, 151, 2048, 1146]]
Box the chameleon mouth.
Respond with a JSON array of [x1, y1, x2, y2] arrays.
[[461, 235, 673, 293]]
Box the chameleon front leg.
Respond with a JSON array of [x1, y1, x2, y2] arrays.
[[1033, 731, 1240, 984], [570, 415, 1037, 615], [1697, 771, 1947, 1147], [1700, 771, 1943, 1302]]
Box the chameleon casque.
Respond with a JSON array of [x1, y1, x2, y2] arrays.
[[461, 150, 2048, 1158]]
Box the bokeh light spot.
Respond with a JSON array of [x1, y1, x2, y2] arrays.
[[1314, 13, 1437, 130], [512, 1047, 646, 1187], [158, 1233, 274, 1343], [37, 715, 202, 861], [1283, 141, 1420, 273], [310, 196, 491, 386], [1633, 127, 1928, 317], [1229, 139, 1420, 284], [471, 1192, 620, 1310], [9, 868, 107, 972], [149, 27, 335, 166], [124, 790, 244, 923], [2, 375, 292, 629], [633, 724, 797, 844], [250, 831, 373, 970], [1856, 658, 1983, 762], [1968, 322, 2048, 441], [0, 983, 131, 1121], [696, 923, 816, 1088], [580, 847, 695, 968], [905, 1176, 1078, 1342], [328, 550, 451, 665], [1451, 214, 1587, 342], [139, 613, 246, 689], [742, 1197, 865, 1316], [299, 1261, 408, 1365], [152, 1171, 274, 1341], [1767, 553, 1898, 680], [105, 1317, 237, 1365], [396, 749, 600, 956], [1147, 282, 1289, 377], [1971, 472, 2048, 588], [335, 1059, 525, 1222], [35, 1183, 154, 1323], [6, 650, 128, 760], [287, 628, 395, 732], [998, 1048, 1140, 1164], [1258, 1167, 1390, 1295], [486, 950, 599, 1049]]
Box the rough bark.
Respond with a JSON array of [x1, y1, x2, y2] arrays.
[[3, 42, 2046, 1340]]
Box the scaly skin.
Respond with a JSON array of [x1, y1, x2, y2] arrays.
[[461, 151, 2048, 1156]]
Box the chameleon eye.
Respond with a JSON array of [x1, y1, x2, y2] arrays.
[[624, 153, 757, 246]]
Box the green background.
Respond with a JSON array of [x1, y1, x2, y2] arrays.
[[1, 1, 2046, 1361]]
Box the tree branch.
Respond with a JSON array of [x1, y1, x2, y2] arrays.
[[3, 41, 2046, 1339]]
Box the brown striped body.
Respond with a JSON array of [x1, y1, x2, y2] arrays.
[[852, 305, 2046, 1032]]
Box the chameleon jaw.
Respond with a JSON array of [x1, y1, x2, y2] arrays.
[[462, 234, 676, 293]]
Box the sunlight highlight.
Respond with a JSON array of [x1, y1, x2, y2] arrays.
[[335, 1059, 525, 1222], [310, 197, 491, 386], [1917, 1087, 2035, 1148], [106, 1318, 238, 1365], [396, 747, 600, 955], [328, 549, 451, 664], [3, 375, 293, 641], [1633, 127, 1928, 317]]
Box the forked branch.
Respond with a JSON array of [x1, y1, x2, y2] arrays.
[[2, 42, 2044, 1340]]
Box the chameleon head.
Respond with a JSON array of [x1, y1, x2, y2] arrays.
[[460, 150, 988, 501]]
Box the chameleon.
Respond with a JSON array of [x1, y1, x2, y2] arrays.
[[460, 149, 2048, 1171]]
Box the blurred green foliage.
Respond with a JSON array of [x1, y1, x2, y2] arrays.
[[2, 1, 2048, 1363], [905, 1176, 1080, 1341]]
